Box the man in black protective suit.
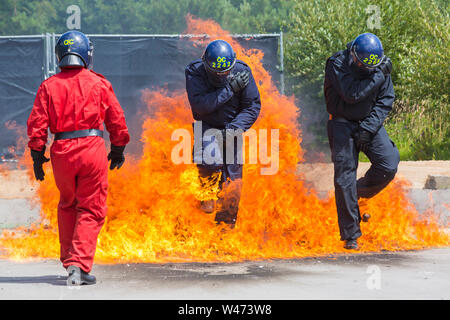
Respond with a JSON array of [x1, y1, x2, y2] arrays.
[[185, 39, 261, 229], [324, 33, 400, 249]]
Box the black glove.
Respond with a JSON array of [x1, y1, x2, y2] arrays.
[[355, 128, 373, 154], [108, 145, 125, 170], [378, 56, 392, 75], [30, 147, 50, 181], [229, 71, 250, 93]]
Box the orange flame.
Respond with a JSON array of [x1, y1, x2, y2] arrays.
[[0, 16, 448, 263]]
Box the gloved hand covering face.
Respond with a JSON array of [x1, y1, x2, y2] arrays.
[[378, 56, 392, 75], [229, 71, 250, 93]]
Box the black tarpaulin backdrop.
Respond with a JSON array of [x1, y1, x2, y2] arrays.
[[0, 35, 280, 158], [0, 37, 44, 158]]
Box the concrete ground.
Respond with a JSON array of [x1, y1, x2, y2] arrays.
[[0, 248, 449, 300], [0, 161, 448, 300]]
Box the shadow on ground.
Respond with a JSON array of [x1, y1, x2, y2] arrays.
[[0, 275, 67, 286], [93, 251, 418, 285]]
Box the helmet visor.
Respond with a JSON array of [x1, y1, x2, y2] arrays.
[[352, 47, 383, 69], [204, 67, 232, 87], [203, 56, 235, 87]]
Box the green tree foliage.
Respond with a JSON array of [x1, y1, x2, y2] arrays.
[[0, 0, 291, 35]]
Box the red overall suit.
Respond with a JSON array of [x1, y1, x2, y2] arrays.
[[27, 67, 130, 273]]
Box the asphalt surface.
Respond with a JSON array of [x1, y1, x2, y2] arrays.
[[0, 248, 449, 300], [0, 163, 448, 301]]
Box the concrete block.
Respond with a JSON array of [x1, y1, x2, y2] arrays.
[[0, 199, 40, 229], [424, 175, 450, 190]]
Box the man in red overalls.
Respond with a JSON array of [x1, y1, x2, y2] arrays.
[[27, 31, 130, 286]]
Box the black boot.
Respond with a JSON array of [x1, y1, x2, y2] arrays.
[[214, 210, 236, 230], [200, 200, 216, 214], [66, 265, 96, 286], [344, 239, 359, 250]]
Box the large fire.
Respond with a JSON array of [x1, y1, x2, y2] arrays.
[[0, 16, 448, 263]]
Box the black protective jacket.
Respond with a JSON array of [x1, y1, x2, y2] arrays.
[[185, 59, 261, 131], [324, 43, 395, 134]]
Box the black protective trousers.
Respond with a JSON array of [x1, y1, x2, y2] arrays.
[[194, 123, 243, 227], [327, 118, 400, 241]]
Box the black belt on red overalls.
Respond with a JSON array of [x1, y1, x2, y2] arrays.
[[54, 129, 103, 140]]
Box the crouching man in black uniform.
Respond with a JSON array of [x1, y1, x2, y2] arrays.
[[324, 33, 400, 249], [185, 39, 261, 229]]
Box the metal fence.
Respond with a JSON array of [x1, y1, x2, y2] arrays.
[[0, 33, 283, 160]]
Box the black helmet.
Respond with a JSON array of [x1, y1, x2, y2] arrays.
[[350, 33, 384, 69], [55, 30, 93, 69], [202, 39, 236, 87]]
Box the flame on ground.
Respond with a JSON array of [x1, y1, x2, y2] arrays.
[[0, 16, 448, 263]]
